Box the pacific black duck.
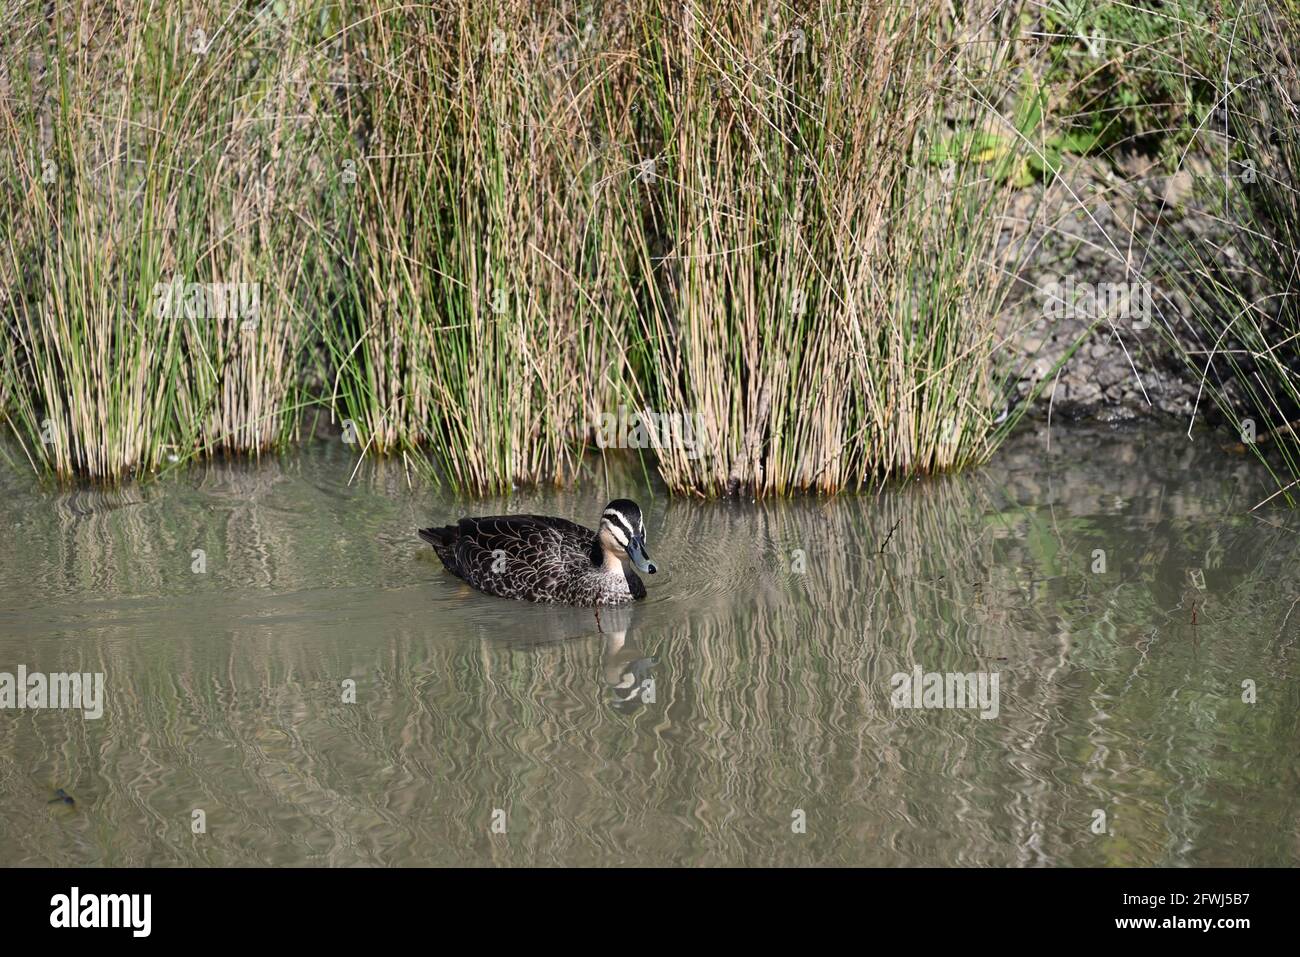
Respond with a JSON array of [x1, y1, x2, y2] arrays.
[[419, 499, 657, 606]]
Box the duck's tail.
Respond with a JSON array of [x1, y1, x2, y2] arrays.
[[418, 525, 454, 548]]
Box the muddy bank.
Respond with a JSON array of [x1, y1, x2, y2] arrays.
[[1001, 152, 1253, 426]]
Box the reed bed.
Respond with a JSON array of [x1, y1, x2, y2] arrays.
[[0, 1, 330, 481], [321, 2, 632, 493], [622, 0, 1036, 494], [3, 0, 1044, 493]]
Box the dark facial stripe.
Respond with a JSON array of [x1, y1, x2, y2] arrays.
[[602, 509, 636, 541]]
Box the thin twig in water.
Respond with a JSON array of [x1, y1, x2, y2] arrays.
[[879, 518, 901, 554]]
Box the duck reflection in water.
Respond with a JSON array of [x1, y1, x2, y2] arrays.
[[475, 602, 659, 713], [595, 606, 658, 713]]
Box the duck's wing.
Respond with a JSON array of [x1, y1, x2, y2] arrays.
[[459, 515, 594, 554], [432, 515, 596, 595]]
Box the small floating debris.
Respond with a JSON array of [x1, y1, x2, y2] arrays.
[[878, 518, 902, 553], [48, 788, 75, 806]]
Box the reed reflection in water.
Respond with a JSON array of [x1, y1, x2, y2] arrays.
[[1, 426, 1297, 865]]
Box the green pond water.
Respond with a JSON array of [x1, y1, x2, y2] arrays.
[[1, 425, 1297, 866]]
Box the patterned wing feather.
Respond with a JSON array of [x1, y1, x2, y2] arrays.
[[446, 515, 596, 601]]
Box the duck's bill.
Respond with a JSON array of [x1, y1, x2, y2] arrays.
[[627, 536, 657, 575]]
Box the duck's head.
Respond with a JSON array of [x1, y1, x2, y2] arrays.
[[599, 499, 657, 575]]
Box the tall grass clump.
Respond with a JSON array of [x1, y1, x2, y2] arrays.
[[0, 1, 330, 481], [321, 2, 634, 492], [616, 0, 1038, 495]]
